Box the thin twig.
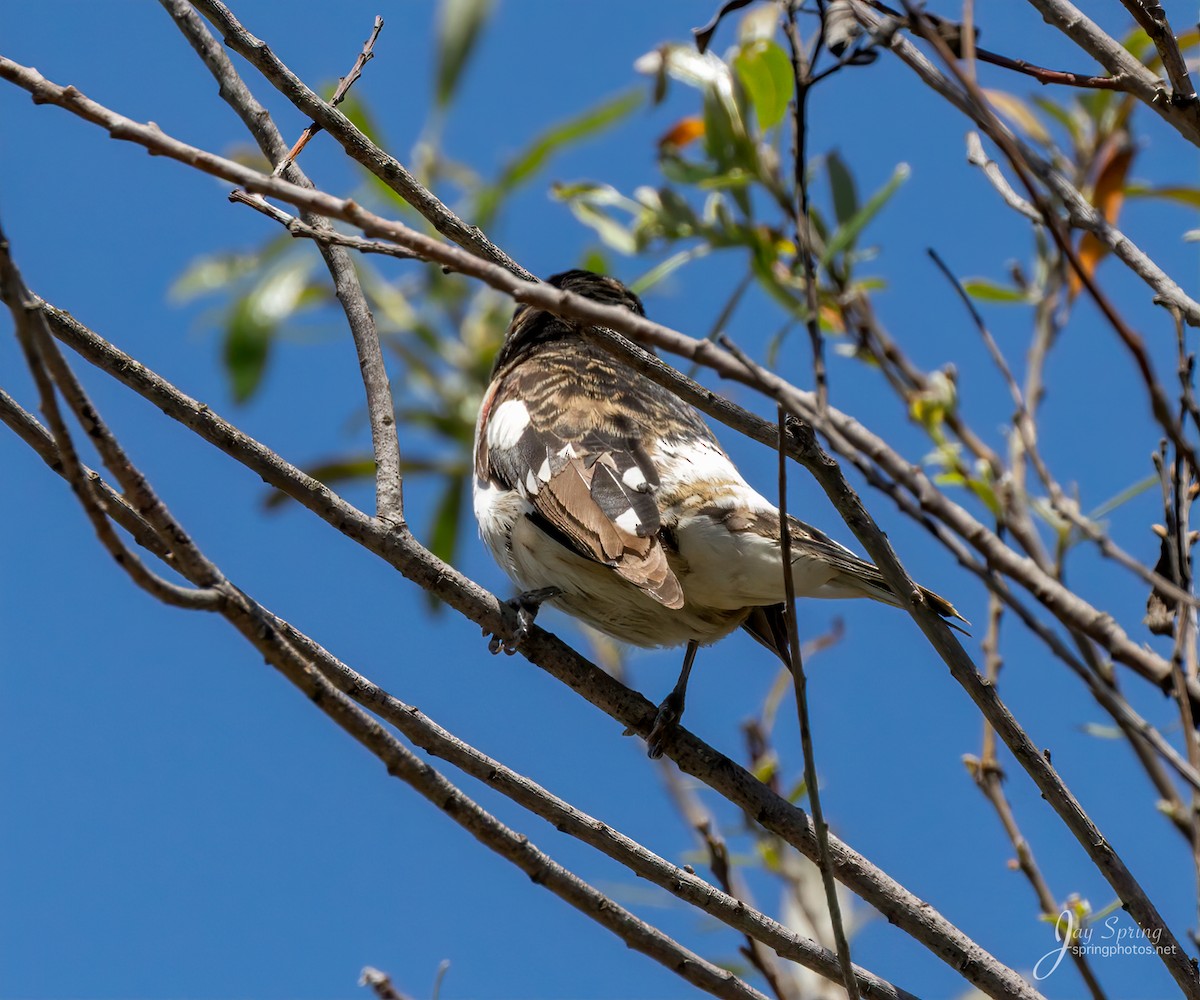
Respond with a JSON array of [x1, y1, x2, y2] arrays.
[[0, 224, 221, 609], [857, 0, 1131, 90], [968, 593, 1109, 1000], [229, 190, 423, 260], [770, 402, 857, 1000], [273, 15, 384, 175], [783, 4, 828, 411], [1154, 437, 1200, 912]]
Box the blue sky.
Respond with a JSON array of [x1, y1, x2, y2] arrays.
[[2, 3, 1198, 999]]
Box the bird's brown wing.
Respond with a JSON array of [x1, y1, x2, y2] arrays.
[[477, 372, 685, 610]]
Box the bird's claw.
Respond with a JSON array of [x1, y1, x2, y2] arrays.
[[484, 587, 561, 655], [646, 690, 685, 759]]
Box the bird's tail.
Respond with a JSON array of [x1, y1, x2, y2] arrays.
[[783, 515, 967, 630], [839, 570, 970, 633]]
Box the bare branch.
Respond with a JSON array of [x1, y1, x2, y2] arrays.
[[1021, 0, 1200, 142], [1117, 0, 1197, 104], [229, 190, 423, 261], [272, 14, 384, 174], [0, 224, 222, 610]]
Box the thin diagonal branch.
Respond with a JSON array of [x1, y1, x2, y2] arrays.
[[272, 14, 384, 174], [774, 400, 858, 1000]]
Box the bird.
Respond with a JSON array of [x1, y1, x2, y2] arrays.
[[473, 269, 964, 756]]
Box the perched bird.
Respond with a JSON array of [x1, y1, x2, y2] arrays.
[[473, 269, 963, 755]]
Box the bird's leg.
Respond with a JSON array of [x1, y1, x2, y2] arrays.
[[646, 640, 699, 759], [486, 586, 562, 655]]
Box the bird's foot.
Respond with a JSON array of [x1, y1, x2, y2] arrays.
[[646, 689, 685, 759], [485, 586, 561, 655]]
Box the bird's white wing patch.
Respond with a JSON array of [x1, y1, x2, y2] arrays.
[[487, 399, 532, 450]]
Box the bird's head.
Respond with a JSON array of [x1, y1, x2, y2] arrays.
[[543, 269, 645, 316], [492, 269, 644, 375]]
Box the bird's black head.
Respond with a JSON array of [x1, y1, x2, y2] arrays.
[[544, 269, 645, 316], [492, 269, 644, 375]]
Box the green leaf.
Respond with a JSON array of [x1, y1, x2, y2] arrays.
[[434, 0, 493, 109], [733, 39, 794, 131], [961, 278, 1032, 303], [1031, 96, 1084, 149], [580, 248, 611, 275], [336, 91, 384, 148], [820, 163, 909, 268], [966, 478, 1003, 518], [554, 182, 643, 254], [1125, 183, 1200, 208], [825, 150, 859, 227], [751, 756, 777, 785], [170, 251, 263, 301], [785, 778, 808, 805], [567, 202, 638, 254], [629, 246, 710, 295], [502, 89, 642, 192], [983, 89, 1051, 144], [429, 476, 466, 571], [1085, 473, 1157, 520], [1121, 26, 1155, 63], [476, 90, 643, 225], [221, 256, 315, 402], [224, 294, 273, 403], [702, 87, 741, 167]]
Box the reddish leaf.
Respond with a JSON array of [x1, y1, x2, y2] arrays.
[[1070, 139, 1134, 299], [658, 116, 705, 151]]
